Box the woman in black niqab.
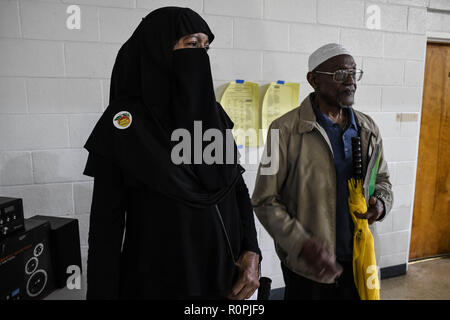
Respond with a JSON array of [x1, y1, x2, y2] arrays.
[[83, 7, 261, 300]]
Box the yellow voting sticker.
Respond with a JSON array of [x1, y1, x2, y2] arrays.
[[113, 111, 132, 129]]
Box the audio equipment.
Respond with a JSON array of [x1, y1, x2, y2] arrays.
[[31, 215, 82, 289], [0, 197, 25, 239], [0, 218, 55, 300]]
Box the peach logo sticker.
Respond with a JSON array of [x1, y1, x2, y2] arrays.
[[113, 111, 132, 129]]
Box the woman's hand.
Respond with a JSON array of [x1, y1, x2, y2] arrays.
[[227, 251, 260, 300]]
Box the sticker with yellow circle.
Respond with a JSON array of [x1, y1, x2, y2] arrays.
[[113, 111, 132, 129]]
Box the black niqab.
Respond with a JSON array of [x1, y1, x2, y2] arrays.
[[84, 7, 241, 207]]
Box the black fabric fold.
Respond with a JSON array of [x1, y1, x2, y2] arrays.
[[84, 7, 241, 208], [83, 7, 262, 299]]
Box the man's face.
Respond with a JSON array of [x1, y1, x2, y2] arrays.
[[308, 54, 357, 108]]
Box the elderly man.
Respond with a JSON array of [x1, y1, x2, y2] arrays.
[[252, 43, 393, 300]]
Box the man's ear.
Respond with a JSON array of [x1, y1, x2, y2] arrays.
[[307, 72, 317, 90]]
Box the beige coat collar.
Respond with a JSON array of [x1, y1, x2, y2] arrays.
[[297, 93, 376, 135]]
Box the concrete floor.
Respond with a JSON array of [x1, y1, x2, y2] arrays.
[[380, 256, 450, 300], [44, 256, 450, 300]]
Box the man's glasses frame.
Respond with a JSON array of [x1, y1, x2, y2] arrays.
[[314, 69, 364, 82]]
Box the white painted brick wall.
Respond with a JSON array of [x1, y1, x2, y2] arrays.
[[378, 231, 410, 256], [0, 78, 27, 113], [65, 42, 120, 78], [392, 207, 412, 231], [209, 49, 262, 80], [204, 0, 263, 18], [362, 57, 405, 85], [0, 183, 73, 218], [0, 39, 65, 77], [408, 7, 427, 34], [0, 1, 21, 38], [27, 78, 103, 113], [290, 23, 339, 53], [101, 79, 111, 108], [0, 115, 70, 150], [378, 252, 408, 269], [376, 210, 394, 234], [234, 18, 289, 51], [0, 0, 447, 293], [354, 86, 382, 111], [73, 182, 93, 214], [0, 152, 33, 186], [404, 60, 425, 86], [340, 28, 384, 57], [382, 87, 423, 111], [20, 1, 99, 41], [202, 15, 233, 48], [366, 112, 401, 137], [62, 0, 135, 8], [72, 213, 90, 246], [388, 0, 428, 7], [99, 7, 148, 43], [262, 52, 309, 82], [383, 137, 419, 162], [427, 10, 450, 33], [68, 114, 102, 148], [318, 0, 365, 28], [400, 114, 420, 136], [429, 0, 450, 11], [369, 3, 409, 32], [263, 0, 317, 23], [32, 149, 89, 183], [384, 33, 426, 60]]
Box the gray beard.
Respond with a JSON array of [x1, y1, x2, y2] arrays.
[[338, 98, 353, 109], [316, 89, 354, 109]]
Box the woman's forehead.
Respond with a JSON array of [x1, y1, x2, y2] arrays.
[[182, 33, 209, 41]]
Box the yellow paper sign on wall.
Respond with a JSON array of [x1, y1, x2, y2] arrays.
[[220, 80, 260, 147], [261, 81, 300, 144]]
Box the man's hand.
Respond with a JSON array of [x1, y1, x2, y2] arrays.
[[300, 237, 343, 281], [228, 251, 260, 300], [354, 196, 383, 225]]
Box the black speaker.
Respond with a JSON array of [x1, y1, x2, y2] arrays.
[[0, 197, 25, 239], [0, 218, 55, 300], [31, 215, 82, 289]]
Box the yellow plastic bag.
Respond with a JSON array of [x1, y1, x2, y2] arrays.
[[347, 178, 380, 300]]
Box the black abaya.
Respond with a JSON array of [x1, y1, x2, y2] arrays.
[[83, 7, 261, 300], [85, 150, 259, 299]]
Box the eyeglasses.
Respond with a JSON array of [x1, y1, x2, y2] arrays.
[[314, 69, 364, 82]]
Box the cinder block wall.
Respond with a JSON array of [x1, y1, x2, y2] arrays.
[[0, 0, 449, 291]]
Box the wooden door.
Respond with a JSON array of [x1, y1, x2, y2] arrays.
[[409, 42, 450, 260]]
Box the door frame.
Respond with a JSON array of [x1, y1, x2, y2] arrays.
[[407, 34, 450, 265], [427, 31, 450, 44]]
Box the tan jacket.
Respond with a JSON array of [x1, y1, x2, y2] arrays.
[[251, 94, 393, 284]]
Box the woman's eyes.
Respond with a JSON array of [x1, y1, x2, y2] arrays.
[[186, 41, 210, 51]]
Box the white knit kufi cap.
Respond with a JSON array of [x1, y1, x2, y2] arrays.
[[308, 43, 352, 72]]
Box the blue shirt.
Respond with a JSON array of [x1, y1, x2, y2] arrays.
[[311, 96, 358, 261]]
